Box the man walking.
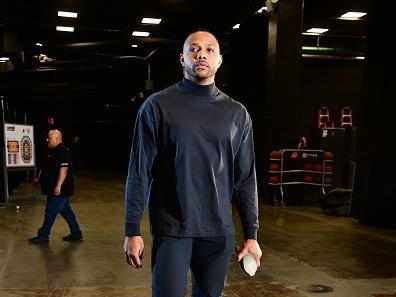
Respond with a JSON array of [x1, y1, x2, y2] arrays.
[[124, 30, 262, 296], [29, 129, 82, 243]]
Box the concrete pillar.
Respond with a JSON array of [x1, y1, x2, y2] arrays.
[[1, 32, 17, 72], [0, 96, 9, 203], [352, 1, 396, 228], [266, 0, 304, 148]]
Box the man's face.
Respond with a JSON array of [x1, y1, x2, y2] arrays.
[[46, 132, 58, 148], [180, 31, 222, 85]]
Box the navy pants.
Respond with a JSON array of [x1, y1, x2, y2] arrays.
[[151, 235, 234, 297], [38, 195, 82, 239]]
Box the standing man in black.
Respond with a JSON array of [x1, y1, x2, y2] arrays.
[[29, 129, 82, 244], [124, 30, 262, 297]]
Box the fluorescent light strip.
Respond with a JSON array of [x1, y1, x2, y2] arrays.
[[340, 12, 366, 19], [56, 26, 74, 32], [302, 46, 335, 51], [141, 18, 162, 24], [58, 11, 78, 18], [132, 31, 150, 37], [303, 32, 325, 36], [132, 44, 138, 48], [306, 28, 328, 34], [0, 57, 10, 61], [302, 53, 366, 60], [233, 24, 240, 30]]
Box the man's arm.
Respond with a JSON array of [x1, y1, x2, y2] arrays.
[[124, 101, 157, 269], [54, 167, 68, 195], [234, 113, 262, 265]]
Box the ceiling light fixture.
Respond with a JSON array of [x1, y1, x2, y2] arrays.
[[132, 31, 150, 37], [36, 43, 43, 47], [132, 44, 138, 48], [340, 12, 367, 20], [0, 57, 10, 61], [233, 24, 240, 29], [56, 26, 75, 32], [257, 7, 267, 13], [58, 11, 78, 18], [306, 28, 328, 34], [141, 18, 162, 24]]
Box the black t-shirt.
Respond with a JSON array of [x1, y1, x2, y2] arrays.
[[41, 144, 74, 196]]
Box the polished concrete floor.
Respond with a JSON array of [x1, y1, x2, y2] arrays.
[[1, 172, 396, 297]]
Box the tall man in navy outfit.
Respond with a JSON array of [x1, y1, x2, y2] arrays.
[[124, 30, 262, 296], [29, 129, 82, 244]]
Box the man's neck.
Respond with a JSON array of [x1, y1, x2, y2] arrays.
[[184, 75, 214, 86]]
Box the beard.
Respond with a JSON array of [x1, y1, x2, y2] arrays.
[[185, 65, 215, 81]]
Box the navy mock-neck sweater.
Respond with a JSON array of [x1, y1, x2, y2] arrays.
[[125, 78, 258, 240]]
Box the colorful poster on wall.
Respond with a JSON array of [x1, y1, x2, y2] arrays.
[[4, 123, 35, 168]]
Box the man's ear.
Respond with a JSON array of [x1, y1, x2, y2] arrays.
[[179, 53, 185, 67], [218, 55, 223, 67]]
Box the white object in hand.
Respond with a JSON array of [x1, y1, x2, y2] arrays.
[[240, 253, 257, 276]]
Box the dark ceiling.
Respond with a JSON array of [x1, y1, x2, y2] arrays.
[[1, 0, 369, 70], [2, 0, 263, 66], [0, 0, 370, 170]]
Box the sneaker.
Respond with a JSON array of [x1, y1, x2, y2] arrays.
[[28, 236, 49, 244], [62, 234, 83, 242]]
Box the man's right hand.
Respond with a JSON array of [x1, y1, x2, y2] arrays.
[[123, 236, 145, 269], [32, 178, 40, 188]]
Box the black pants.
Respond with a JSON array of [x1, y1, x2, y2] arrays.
[[151, 235, 234, 297]]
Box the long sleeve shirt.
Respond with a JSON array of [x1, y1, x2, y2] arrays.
[[125, 78, 259, 239]]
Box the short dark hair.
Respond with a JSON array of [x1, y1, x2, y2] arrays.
[[183, 29, 220, 49]]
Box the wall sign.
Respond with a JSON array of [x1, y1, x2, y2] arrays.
[[4, 123, 35, 168]]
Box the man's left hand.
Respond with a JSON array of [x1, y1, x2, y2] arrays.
[[236, 239, 262, 267]]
